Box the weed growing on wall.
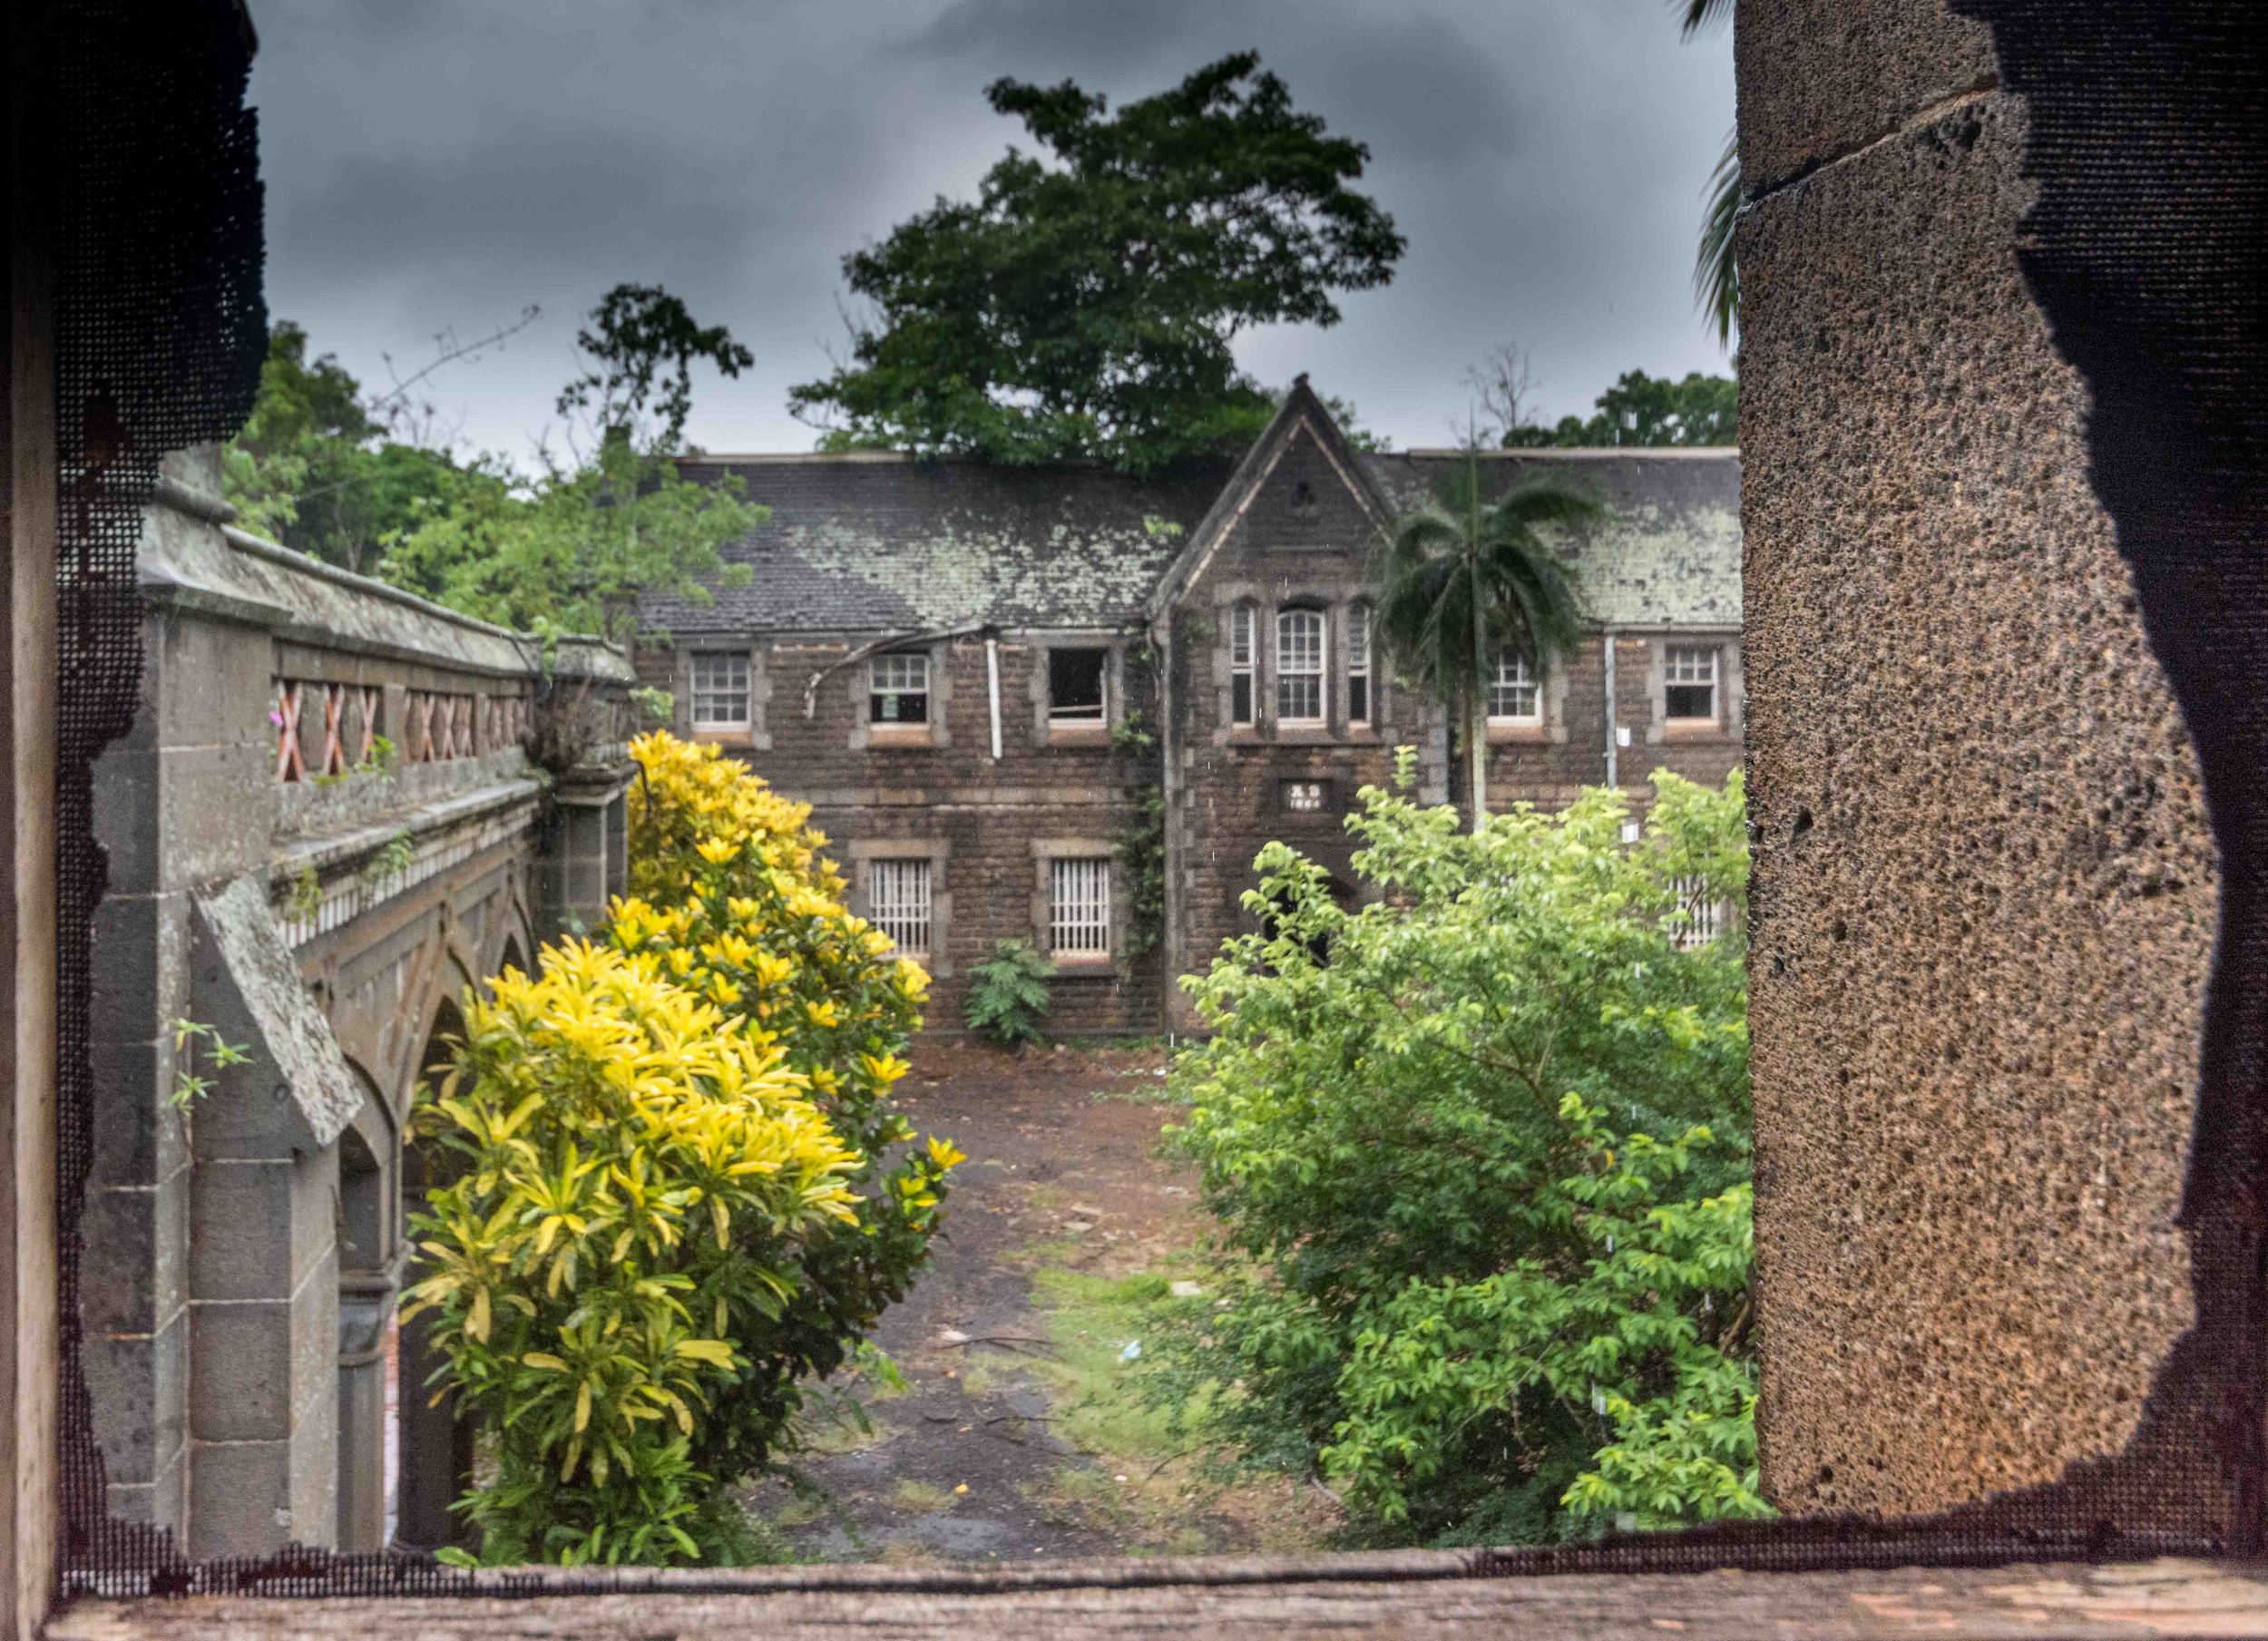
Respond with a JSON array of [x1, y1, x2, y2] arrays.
[[406, 731, 960, 1565], [1159, 755, 1762, 1543]]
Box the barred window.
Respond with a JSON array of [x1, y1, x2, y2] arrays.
[[1229, 603, 1256, 727], [1488, 645, 1540, 722], [1668, 874, 1732, 950], [867, 857, 933, 960], [689, 652, 750, 730], [1050, 856, 1111, 961], [1276, 609, 1325, 725], [1347, 604, 1372, 726], [869, 651, 930, 724], [1665, 644, 1720, 721]]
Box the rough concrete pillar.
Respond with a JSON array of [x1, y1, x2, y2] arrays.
[[1737, 4, 2217, 1519]]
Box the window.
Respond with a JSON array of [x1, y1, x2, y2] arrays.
[[1047, 647, 1108, 727], [689, 652, 750, 731], [1049, 856, 1111, 961], [867, 857, 934, 960], [1276, 609, 1325, 725], [869, 651, 930, 725], [1665, 644, 1720, 721], [1669, 874, 1732, 950], [1488, 645, 1540, 722], [1347, 604, 1372, 726], [1229, 603, 1255, 727], [1280, 778, 1328, 814]]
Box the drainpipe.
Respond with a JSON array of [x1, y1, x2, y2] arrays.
[[1603, 623, 1619, 790], [985, 635, 1003, 761]]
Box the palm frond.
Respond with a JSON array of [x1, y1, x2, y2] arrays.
[[1696, 130, 1741, 347], [1677, 0, 1733, 38]]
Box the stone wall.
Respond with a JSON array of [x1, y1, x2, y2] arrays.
[[83, 450, 635, 1556], [1737, 3, 2215, 1519], [644, 630, 1165, 1035]]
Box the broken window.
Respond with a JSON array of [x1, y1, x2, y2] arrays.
[[869, 651, 930, 725], [1229, 603, 1256, 726], [1048, 647, 1108, 727]]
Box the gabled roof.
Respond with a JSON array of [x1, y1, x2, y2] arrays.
[[1147, 376, 1399, 619], [637, 454, 1226, 635], [1364, 447, 1743, 629]]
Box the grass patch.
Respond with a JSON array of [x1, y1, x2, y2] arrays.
[[1002, 1236, 1082, 1270], [891, 1480, 952, 1514]]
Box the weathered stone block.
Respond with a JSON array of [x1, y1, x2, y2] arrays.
[[188, 1158, 298, 1302], [1738, 85, 2209, 1517], [1735, 0, 1999, 191], [188, 1300, 292, 1442], [79, 1182, 185, 1338], [186, 1437, 290, 1559]]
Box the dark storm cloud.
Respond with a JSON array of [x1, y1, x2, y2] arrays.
[[247, 1, 1731, 461]]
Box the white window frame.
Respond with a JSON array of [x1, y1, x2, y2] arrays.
[[1664, 643, 1721, 724], [869, 650, 931, 726], [866, 856, 934, 961], [689, 651, 751, 732], [1046, 646, 1110, 728], [1487, 645, 1541, 725], [1347, 604, 1373, 727], [1228, 603, 1256, 728], [1049, 855, 1112, 962], [1276, 608, 1325, 727]]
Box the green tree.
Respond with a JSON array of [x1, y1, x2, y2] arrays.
[[222, 321, 497, 575], [1501, 368, 1735, 449], [1164, 763, 1758, 1545], [381, 285, 760, 639], [789, 53, 1404, 474], [1376, 453, 1598, 828]]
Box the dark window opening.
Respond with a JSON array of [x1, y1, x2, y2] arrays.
[[1048, 647, 1108, 725], [870, 651, 930, 725], [1289, 477, 1316, 512], [1231, 673, 1254, 725]]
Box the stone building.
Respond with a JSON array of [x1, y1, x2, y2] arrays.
[[639, 384, 1743, 1034]]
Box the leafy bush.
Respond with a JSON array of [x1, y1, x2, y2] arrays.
[[965, 939, 1053, 1048], [1162, 756, 1761, 1543], [406, 732, 960, 1564]]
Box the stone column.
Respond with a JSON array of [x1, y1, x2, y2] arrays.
[[1737, 5, 2216, 1519]]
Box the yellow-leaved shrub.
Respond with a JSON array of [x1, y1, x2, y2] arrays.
[[406, 731, 959, 1566]]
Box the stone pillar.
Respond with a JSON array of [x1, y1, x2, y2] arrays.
[[1737, 5, 2217, 1519]]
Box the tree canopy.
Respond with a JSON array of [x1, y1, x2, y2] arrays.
[[789, 53, 1404, 474], [225, 287, 761, 640], [1502, 369, 1735, 449]]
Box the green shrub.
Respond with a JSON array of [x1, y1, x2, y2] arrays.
[[406, 732, 960, 1566], [965, 939, 1053, 1048], [1160, 755, 1761, 1544]]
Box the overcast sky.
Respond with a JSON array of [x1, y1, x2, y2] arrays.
[[249, 1, 1734, 463]]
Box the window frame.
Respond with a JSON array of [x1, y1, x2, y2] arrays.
[[1664, 642, 1721, 725], [865, 855, 934, 962], [1228, 602, 1256, 728], [1486, 643, 1543, 726], [1275, 607, 1326, 728], [868, 650, 932, 728], [1045, 645, 1110, 731], [688, 650, 751, 733], [1047, 855, 1113, 964], [1346, 603, 1373, 728]]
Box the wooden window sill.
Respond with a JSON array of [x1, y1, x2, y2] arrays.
[[866, 726, 937, 748], [1662, 720, 1731, 743], [1046, 724, 1112, 747], [1485, 722, 1549, 746]]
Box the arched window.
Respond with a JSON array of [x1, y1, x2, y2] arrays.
[[1276, 609, 1325, 726]]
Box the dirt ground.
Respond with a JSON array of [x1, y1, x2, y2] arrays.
[[738, 1039, 1337, 1567]]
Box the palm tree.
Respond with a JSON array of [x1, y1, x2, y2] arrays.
[[1377, 451, 1601, 831], [1683, 0, 1740, 346]]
